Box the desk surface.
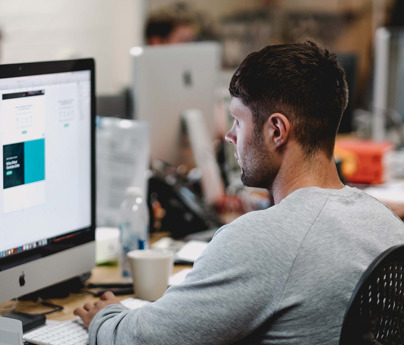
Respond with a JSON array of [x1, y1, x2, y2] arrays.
[[0, 262, 188, 322], [0, 231, 192, 321]]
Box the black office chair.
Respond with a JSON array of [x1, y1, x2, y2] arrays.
[[339, 244, 404, 345]]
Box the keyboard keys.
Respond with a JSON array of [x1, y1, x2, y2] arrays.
[[23, 318, 88, 345]]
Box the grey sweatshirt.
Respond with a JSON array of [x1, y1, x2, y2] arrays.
[[89, 186, 404, 344]]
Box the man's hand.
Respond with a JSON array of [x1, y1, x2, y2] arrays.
[[74, 291, 121, 328]]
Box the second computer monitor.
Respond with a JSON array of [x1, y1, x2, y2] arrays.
[[373, 27, 404, 143], [130, 41, 222, 167]]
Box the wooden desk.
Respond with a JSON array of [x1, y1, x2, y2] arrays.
[[0, 263, 189, 322]]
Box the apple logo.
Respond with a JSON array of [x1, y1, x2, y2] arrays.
[[19, 272, 25, 287], [183, 70, 192, 87]]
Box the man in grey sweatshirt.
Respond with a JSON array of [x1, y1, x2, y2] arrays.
[[75, 41, 404, 344]]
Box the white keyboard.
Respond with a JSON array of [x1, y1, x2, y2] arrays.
[[23, 318, 88, 345]]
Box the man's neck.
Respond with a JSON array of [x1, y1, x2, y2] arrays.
[[270, 150, 344, 205]]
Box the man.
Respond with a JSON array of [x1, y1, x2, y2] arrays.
[[145, 3, 199, 45], [75, 41, 404, 344]]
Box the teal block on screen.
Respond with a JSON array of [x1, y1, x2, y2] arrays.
[[24, 138, 45, 184]]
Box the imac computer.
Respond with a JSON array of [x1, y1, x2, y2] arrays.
[[129, 41, 222, 167], [0, 59, 96, 303], [373, 27, 404, 145]]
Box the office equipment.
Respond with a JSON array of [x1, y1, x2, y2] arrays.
[[5, 312, 45, 333], [0, 256, 188, 344], [182, 109, 225, 205], [334, 138, 394, 184], [147, 172, 223, 238], [96, 116, 150, 228], [339, 244, 404, 344], [373, 27, 404, 145], [0, 59, 96, 303], [86, 282, 134, 297], [24, 318, 88, 345], [129, 41, 222, 167], [0, 316, 24, 345]]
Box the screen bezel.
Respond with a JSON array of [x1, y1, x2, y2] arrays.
[[372, 27, 404, 142], [0, 58, 96, 300]]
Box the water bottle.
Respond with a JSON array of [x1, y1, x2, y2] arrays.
[[119, 186, 149, 277]]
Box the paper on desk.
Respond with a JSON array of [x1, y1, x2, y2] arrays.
[[121, 298, 150, 310], [174, 240, 209, 263], [169, 268, 193, 286], [364, 180, 404, 203]]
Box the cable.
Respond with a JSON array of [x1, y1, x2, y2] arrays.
[[0, 298, 18, 314], [36, 298, 64, 316], [0, 298, 62, 319]]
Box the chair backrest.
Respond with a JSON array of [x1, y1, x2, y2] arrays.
[[339, 244, 404, 345]]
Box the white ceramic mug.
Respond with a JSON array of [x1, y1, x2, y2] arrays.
[[127, 249, 174, 301]]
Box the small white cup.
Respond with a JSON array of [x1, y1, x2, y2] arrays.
[[127, 249, 174, 301]]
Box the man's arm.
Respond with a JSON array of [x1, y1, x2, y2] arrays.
[[74, 214, 294, 345]]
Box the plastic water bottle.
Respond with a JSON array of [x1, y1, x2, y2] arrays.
[[119, 186, 149, 277]]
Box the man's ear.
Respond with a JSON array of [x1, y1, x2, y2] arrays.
[[267, 113, 291, 147]]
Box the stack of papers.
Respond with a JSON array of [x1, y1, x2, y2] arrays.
[[169, 268, 193, 286], [121, 298, 150, 309], [174, 240, 209, 264], [364, 180, 404, 203]]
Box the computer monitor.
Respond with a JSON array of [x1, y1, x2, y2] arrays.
[[129, 41, 222, 167], [372, 27, 404, 145], [0, 59, 96, 303]]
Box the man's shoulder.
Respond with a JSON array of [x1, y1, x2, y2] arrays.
[[213, 201, 313, 247]]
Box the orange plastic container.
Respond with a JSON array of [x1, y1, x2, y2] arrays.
[[334, 138, 394, 184]]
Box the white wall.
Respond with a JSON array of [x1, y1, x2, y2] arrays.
[[0, 0, 145, 95]]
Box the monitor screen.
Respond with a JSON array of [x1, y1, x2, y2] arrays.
[[130, 41, 222, 167], [373, 27, 404, 144], [0, 59, 96, 303]]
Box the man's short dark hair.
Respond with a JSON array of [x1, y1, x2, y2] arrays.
[[229, 41, 348, 158], [145, 3, 196, 41]]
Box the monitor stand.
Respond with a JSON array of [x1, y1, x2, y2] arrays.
[[19, 272, 91, 301]]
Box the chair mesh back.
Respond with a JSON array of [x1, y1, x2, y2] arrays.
[[340, 245, 404, 345]]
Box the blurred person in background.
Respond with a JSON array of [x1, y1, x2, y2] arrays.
[[145, 2, 216, 45]]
